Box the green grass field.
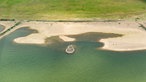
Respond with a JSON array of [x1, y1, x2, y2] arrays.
[[0, 0, 146, 20]]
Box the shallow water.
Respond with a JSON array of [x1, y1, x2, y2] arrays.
[[0, 28, 146, 82], [0, 25, 4, 32]]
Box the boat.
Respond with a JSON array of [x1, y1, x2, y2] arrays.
[[65, 45, 75, 54]]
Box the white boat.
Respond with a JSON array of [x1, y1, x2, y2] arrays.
[[65, 45, 75, 54]]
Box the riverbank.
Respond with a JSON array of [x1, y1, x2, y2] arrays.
[[1, 20, 146, 51], [1, 0, 146, 20]]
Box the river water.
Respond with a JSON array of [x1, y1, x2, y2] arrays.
[[0, 27, 146, 82]]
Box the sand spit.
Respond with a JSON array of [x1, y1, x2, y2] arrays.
[[1, 20, 146, 51], [59, 35, 76, 41]]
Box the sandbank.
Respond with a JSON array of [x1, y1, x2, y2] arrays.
[[1, 20, 146, 51], [59, 35, 76, 41]]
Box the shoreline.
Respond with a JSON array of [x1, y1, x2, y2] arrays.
[[0, 25, 5, 32], [1, 20, 146, 51]]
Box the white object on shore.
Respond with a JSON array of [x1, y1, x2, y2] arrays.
[[65, 45, 75, 54]]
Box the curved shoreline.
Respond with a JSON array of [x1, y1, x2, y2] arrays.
[[99, 39, 146, 51], [1, 20, 146, 51], [12, 21, 146, 51]]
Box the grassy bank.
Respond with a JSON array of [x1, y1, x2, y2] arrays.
[[0, 0, 146, 20]]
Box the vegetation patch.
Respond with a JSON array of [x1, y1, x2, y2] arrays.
[[0, 0, 146, 20]]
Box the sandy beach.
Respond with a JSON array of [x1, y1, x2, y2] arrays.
[[1, 20, 146, 51]]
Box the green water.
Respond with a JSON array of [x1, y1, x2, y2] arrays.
[[0, 28, 146, 82]]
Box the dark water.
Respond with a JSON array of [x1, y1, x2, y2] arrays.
[[0, 28, 146, 82]]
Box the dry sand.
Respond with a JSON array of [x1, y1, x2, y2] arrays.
[[1, 20, 146, 51], [59, 35, 76, 41]]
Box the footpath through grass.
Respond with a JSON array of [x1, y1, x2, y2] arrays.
[[0, 0, 146, 20]]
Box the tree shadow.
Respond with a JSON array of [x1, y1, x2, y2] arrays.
[[141, 0, 146, 2]]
